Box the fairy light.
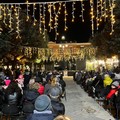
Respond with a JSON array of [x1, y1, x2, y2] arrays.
[[0, 5, 3, 35], [100, 0, 103, 22], [109, 0, 116, 35], [80, 0, 84, 22], [0, 0, 116, 42], [53, 2, 62, 40], [72, 2, 75, 22], [8, 5, 13, 32], [90, 0, 94, 36], [42, 3, 46, 41], [33, 3, 37, 26], [26, 1, 30, 21], [54, 3, 58, 40], [48, 3, 53, 32], [96, 0, 99, 30], [64, 2, 68, 31], [3, 5, 7, 26], [104, 0, 108, 21], [0, 5, 3, 20], [39, 4, 42, 33], [15, 5, 21, 39]]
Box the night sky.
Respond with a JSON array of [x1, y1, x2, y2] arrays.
[[1, 0, 93, 43]]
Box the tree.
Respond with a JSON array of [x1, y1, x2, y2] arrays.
[[90, 0, 120, 66], [0, 8, 49, 62]]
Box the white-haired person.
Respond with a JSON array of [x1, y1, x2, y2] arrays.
[[54, 115, 71, 120]]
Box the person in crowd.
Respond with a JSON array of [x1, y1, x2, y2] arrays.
[[35, 69, 43, 83], [26, 94, 56, 120], [0, 68, 5, 81], [104, 80, 120, 115], [58, 74, 66, 98], [2, 80, 22, 115], [3, 80, 22, 105], [106, 81, 120, 101], [48, 86, 65, 116], [15, 68, 21, 79], [4, 68, 13, 80], [16, 74, 24, 91], [44, 75, 62, 95], [29, 80, 45, 95], [2, 77, 11, 89], [91, 74, 104, 98], [24, 68, 32, 89], [54, 115, 71, 120], [44, 75, 53, 95], [103, 74, 113, 88], [20, 79, 40, 114]]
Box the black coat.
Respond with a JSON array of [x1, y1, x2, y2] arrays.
[[21, 89, 39, 104], [51, 100, 65, 116]]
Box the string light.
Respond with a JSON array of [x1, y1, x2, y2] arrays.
[[72, 2, 75, 22], [33, 3, 37, 26], [0, 5, 3, 34], [99, 0, 103, 22], [64, 2, 68, 31], [26, 1, 30, 21], [3, 5, 7, 26], [8, 5, 13, 32], [15, 5, 21, 39], [48, 3, 53, 32], [90, 0, 94, 37], [109, 0, 115, 35], [42, 3, 46, 41], [0, 0, 115, 40], [80, 0, 84, 22], [96, 0, 99, 30], [53, 2, 62, 40], [0, 5, 3, 20], [39, 4, 42, 33], [103, 0, 108, 21]]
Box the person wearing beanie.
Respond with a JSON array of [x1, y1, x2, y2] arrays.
[[49, 86, 65, 117], [26, 94, 55, 120], [106, 81, 120, 100]]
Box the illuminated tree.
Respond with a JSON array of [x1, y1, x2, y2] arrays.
[[0, 9, 49, 60]]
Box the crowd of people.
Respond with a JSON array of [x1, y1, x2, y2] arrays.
[[0, 67, 71, 120], [73, 67, 120, 119]]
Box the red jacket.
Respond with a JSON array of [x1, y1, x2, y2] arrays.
[[106, 86, 120, 100], [38, 84, 45, 95]]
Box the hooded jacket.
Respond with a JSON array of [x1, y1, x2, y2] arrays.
[[103, 75, 113, 87]]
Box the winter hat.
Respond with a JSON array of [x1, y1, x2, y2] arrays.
[[18, 75, 24, 79], [112, 81, 119, 87], [49, 86, 62, 99], [4, 79, 11, 86], [35, 95, 51, 111]]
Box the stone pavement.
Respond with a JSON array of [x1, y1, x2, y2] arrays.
[[62, 76, 115, 120]]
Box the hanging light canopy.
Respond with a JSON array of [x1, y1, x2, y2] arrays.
[[0, 0, 116, 40]]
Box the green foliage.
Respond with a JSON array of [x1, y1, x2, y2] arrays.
[[0, 9, 49, 60], [90, 0, 120, 59]]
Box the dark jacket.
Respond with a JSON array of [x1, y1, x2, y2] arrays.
[[22, 89, 39, 103], [4, 91, 22, 105], [21, 89, 39, 113], [26, 113, 55, 120], [51, 100, 65, 116]]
